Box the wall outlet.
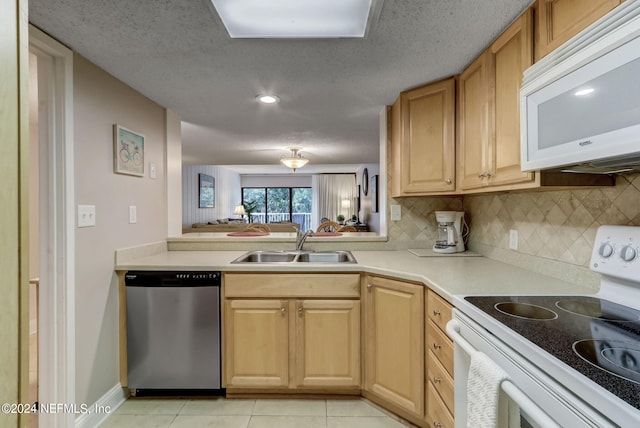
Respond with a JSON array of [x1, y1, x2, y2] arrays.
[[129, 205, 137, 224], [77, 205, 96, 227], [390, 204, 402, 221], [509, 229, 518, 251]]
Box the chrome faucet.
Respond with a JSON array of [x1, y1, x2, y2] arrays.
[[296, 229, 314, 251]]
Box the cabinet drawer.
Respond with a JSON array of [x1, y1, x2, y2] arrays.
[[427, 320, 453, 376], [428, 290, 452, 331], [427, 381, 454, 428], [428, 351, 454, 414], [224, 273, 360, 298]]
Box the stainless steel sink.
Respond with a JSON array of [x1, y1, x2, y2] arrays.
[[296, 251, 356, 263], [231, 250, 356, 264]]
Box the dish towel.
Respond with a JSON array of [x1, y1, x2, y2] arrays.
[[467, 352, 513, 428]]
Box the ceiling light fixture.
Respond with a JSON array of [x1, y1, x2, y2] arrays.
[[280, 147, 309, 172], [257, 95, 280, 104], [210, 0, 383, 39]]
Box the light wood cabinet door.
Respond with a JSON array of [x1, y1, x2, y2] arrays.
[[488, 10, 535, 187], [401, 78, 456, 194], [224, 299, 289, 387], [458, 52, 491, 190], [535, 0, 621, 61], [459, 11, 535, 192], [295, 300, 360, 388], [364, 276, 424, 417]]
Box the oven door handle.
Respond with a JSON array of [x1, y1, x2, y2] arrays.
[[446, 319, 561, 428]]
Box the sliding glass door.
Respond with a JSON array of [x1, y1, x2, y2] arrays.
[[242, 187, 311, 231]]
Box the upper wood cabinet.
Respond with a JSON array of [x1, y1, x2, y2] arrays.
[[535, 0, 622, 61], [458, 10, 535, 191], [390, 78, 456, 196], [457, 51, 491, 191], [488, 9, 535, 188]]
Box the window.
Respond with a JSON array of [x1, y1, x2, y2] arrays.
[[242, 187, 312, 231]]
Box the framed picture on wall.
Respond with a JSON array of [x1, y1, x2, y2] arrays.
[[199, 173, 215, 208], [371, 174, 379, 213], [113, 124, 145, 176]]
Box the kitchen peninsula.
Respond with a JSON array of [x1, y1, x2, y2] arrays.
[[115, 243, 596, 428]]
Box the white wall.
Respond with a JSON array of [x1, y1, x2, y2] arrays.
[[182, 165, 241, 226], [166, 110, 182, 237], [356, 164, 381, 233], [73, 54, 168, 405], [241, 175, 312, 188]]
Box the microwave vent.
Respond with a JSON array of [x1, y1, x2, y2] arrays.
[[559, 154, 640, 175]]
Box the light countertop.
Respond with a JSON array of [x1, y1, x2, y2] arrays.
[[115, 248, 597, 304]]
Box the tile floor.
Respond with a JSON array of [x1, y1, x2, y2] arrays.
[[99, 398, 416, 428]]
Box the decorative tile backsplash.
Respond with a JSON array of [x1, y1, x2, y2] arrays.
[[386, 169, 640, 272], [463, 173, 640, 268]]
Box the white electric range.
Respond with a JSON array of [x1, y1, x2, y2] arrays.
[[448, 225, 640, 427]]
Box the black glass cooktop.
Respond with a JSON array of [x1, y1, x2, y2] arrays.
[[465, 295, 640, 410]]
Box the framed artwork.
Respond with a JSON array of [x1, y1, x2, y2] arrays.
[[199, 173, 215, 208], [371, 174, 379, 213], [114, 124, 145, 176]]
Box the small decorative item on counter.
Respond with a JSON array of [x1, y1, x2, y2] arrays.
[[337, 214, 345, 224], [347, 214, 358, 226]]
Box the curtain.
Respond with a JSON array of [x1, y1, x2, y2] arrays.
[[312, 174, 356, 230]]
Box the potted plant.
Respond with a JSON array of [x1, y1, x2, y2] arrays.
[[336, 214, 345, 224], [347, 214, 358, 225], [243, 200, 258, 223]]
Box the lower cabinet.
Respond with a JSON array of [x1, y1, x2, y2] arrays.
[[295, 299, 360, 388], [224, 299, 290, 387], [363, 275, 425, 420], [426, 289, 455, 428], [223, 273, 361, 391], [223, 273, 456, 428]]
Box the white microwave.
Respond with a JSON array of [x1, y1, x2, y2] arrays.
[[520, 2, 640, 173]]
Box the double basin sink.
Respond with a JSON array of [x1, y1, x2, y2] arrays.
[[232, 250, 357, 264]]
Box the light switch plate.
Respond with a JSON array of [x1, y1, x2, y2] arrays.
[[149, 163, 157, 179], [390, 205, 401, 221], [77, 205, 96, 227], [129, 205, 137, 224]]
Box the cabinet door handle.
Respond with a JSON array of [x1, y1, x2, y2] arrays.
[[433, 422, 442, 428], [281, 307, 287, 316], [433, 376, 441, 384], [433, 343, 442, 350], [367, 283, 373, 290], [433, 309, 441, 317], [445, 178, 452, 184], [298, 306, 303, 316]]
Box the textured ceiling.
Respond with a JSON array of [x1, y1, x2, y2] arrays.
[[29, 0, 533, 170]]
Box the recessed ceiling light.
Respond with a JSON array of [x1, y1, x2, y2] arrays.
[[211, 0, 382, 39], [257, 95, 280, 104], [574, 88, 595, 96]]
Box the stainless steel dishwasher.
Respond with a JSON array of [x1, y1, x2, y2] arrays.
[[124, 271, 223, 395]]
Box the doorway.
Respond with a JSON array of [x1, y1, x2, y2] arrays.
[[29, 26, 76, 428]]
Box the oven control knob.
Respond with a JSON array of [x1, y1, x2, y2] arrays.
[[598, 243, 614, 258], [620, 245, 637, 262]]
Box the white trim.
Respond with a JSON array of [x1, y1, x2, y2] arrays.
[[29, 25, 76, 428], [378, 106, 387, 238], [75, 384, 128, 428]]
